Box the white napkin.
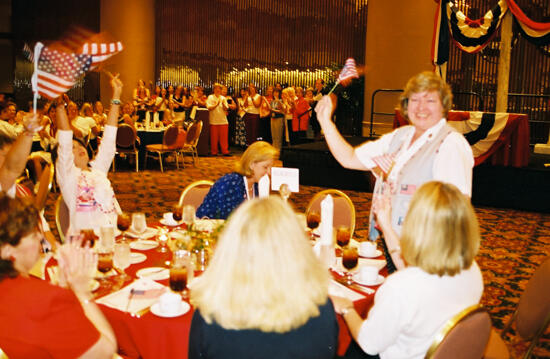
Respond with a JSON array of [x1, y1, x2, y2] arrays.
[[95, 278, 166, 314], [320, 195, 333, 245], [125, 227, 157, 239], [258, 174, 270, 198], [329, 279, 369, 300]]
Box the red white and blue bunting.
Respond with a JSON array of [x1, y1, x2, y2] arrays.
[[433, 0, 550, 66]]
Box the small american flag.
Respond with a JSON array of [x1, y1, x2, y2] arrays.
[[22, 43, 34, 62], [400, 184, 417, 195], [371, 153, 396, 177], [338, 58, 359, 82], [32, 42, 92, 100], [82, 41, 124, 70]]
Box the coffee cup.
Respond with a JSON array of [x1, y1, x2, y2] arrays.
[[359, 266, 379, 283], [159, 292, 181, 314], [360, 241, 377, 257], [163, 212, 176, 224]]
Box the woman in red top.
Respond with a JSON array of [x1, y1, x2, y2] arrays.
[[0, 195, 117, 358], [291, 87, 311, 145]]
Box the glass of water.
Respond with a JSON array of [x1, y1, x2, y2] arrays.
[[132, 212, 147, 235], [113, 240, 131, 281]]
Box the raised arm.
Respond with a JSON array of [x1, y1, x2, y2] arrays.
[[314, 95, 368, 170], [105, 74, 123, 127], [0, 114, 40, 191], [373, 189, 405, 270]]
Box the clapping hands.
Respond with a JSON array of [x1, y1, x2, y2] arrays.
[[57, 238, 97, 295]]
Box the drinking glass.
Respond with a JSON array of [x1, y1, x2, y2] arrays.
[[172, 205, 183, 223], [157, 229, 170, 253], [97, 248, 114, 280], [170, 249, 190, 298], [80, 229, 98, 248], [117, 212, 131, 239], [182, 205, 195, 229], [306, 211, 321, 239], [279, 183, 291, 202], [342, 246, 359, 285], [113, 241, 131, 281], [336, 225, 351, 249], [131, 212, 147, 235]]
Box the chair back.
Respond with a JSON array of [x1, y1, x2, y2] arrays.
[[425, 304, 492, 359], [163, 125, 179, 147], [172, 127, 187, 149], [185, 120, 203, 147], [116, 124, 137, 148], [515, 257, 550, 340], [34, 162, 54, 211], [306, 189, 356, 237], [55, 195, 70, 243], [178, 180, 214, 208]]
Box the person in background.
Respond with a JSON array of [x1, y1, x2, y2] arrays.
[[56, 74, 123, 233], [291, 87, 310, 144], [222, 85, 238, 146], [0, 195, 117, 358], [259, 85, 273, 143], [206, 83, 230, 157], [243, 83, 262, 145], [172, 85, 186, 123], [234, 88, 248, 147], [331, 181, 483, 359], [315, 71, 473, 272], [120, 102, 137, 127], [0, 101, 20, 138], [75, 102, 100, 150], [282, 87, 294, 146], [93, 101, 108, 127], [311, 78, 326, 140], [133, 79, 149, 123], [189, 196, 338, 359], [196, 141, 278, 219], [270, 88, 286, 151], [194, 86, 207, 108]]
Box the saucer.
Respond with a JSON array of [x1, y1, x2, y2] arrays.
[[130, 252, 147, 264], [126, 227, 157, 239], [150, 301, 190, 318], [359, 249, 383, 258], [160, 219, 182, 227], [130, 240, 159, 251], [89, 279, 100, 292], [353, 273, 385, 286], [136, 267, 170, 281]]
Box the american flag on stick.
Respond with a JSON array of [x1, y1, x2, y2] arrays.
[[32, 42, 93, 100], [82, 41, 123, 70], [328, 57, 360, 95]]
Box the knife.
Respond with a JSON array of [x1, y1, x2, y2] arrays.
[[333, 277, 375, 295]]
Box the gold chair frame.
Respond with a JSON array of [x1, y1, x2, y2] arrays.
[[34, 161, 55, 211], [179, 120, 203, 167], [425, 304, 490, 359], [178, 180, 214, 208], [305, 189, 356, 238], [54, 195, 70, 243], [144, 125, 181, 172]]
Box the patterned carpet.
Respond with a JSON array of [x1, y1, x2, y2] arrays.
[[42, 152, 550, 358]]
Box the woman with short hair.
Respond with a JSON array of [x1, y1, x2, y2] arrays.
[[196, 141, 278, 219], [331, 181, 483, 359], [189, 197, 338, 359]]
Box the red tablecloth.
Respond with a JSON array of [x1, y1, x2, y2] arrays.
[[393, 110, 530, 167], [46, 229, 383, 359]]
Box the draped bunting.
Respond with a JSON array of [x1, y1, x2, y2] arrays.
[[433, 0, 550, 66]]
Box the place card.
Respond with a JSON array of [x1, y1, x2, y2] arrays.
[[271, 167, 299, 192]]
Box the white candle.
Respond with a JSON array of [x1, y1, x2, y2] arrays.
[[320, 194, 333, 245]]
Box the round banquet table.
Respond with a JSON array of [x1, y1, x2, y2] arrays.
[[45, 224, 385, 359]]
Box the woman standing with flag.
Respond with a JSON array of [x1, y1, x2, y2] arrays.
[[315, 71, 473, 272]]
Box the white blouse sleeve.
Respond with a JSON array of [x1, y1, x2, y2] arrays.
[[433, 131, 474, 197], [90, 125, 117, 174]]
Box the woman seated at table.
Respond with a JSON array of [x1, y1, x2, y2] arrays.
[[196, 141, 278, 220], [56, 74, 123, 233], [331, 181, 483, 359], [189, 196, 338, 359], [0, 195, 117, 358]]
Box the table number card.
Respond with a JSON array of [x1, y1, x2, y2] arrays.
[[271, 167, 299, 192]]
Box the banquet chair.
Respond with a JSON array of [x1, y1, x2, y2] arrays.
[[484, 257, 550, 359], [112, 124, 140, 172], [55, 195, 70, 243], [179, 120, 202, 167], [425, 304, 492, 359], [178, 180, 214, 209], [144, 125, 182, 172], [34, 161, 55, 211], [306, 189, 356, 237], [0, 347, 7, 359]]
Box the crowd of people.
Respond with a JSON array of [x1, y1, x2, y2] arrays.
[[0, 71, 490, 359]]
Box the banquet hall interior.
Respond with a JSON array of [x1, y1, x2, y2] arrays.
[[1, 0, 549, 358]]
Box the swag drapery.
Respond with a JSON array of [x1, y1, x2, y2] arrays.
[[432, 0, 550, 65]]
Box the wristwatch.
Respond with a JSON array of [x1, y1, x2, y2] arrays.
[[111, 99, 121, 105]]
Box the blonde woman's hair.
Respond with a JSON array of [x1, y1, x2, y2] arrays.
[[401, 181, 480, 276], [235, 141, 279, 177], [398, 71, 453, 121], [190, 197, 329, 333]]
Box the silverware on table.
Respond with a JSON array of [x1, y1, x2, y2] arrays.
[[125, 288, 135, 313]]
